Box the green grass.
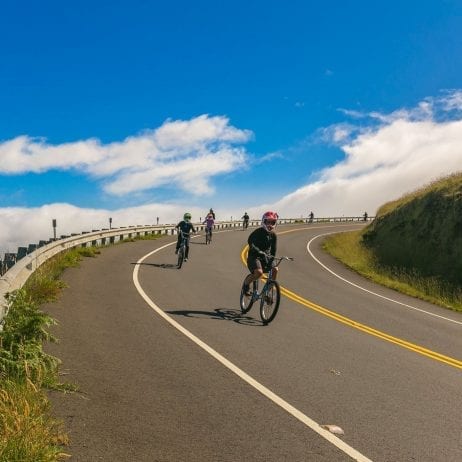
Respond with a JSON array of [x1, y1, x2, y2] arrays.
[[0, 249, 95, 461], [323, 229, 462, 312], [0, 379, 70, 462]]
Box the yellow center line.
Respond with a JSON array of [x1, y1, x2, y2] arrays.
[[240, 228, 462, 370]]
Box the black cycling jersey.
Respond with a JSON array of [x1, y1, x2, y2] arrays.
[[176, 221, 196, 234], [247, 226, 277, 258]]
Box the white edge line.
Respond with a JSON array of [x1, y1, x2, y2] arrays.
[[308, 232, 462, 326], [132, 241, 373, 462]]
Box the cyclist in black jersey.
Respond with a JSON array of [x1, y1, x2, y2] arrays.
[[243, 211, 278, 295], [175, 212, 196, 260], [242, 212, 250, 229]]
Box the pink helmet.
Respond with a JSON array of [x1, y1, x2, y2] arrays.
[[261, 211, 278, 230]]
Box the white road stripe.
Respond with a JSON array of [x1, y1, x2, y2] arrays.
[[133, 241, 373, 462], [307, 232, 462, 326]]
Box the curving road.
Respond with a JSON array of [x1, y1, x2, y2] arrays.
[[46, 223, 462, 462]]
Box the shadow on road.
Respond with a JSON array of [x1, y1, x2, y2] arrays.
[[132, 262, 178, 269], [165, 307, 264, 326]]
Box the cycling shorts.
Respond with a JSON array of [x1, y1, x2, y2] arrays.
[[247, 255, 271, 273]]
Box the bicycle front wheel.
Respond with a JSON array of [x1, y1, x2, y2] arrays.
[[260, 280, 280, 324], [177, 246, 184, 269], [240, 280, 256, 314]]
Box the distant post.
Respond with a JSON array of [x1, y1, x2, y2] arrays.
[[109, 217, 112, 229], [156, 217, 159, 225], [52, 219, 57, 240]]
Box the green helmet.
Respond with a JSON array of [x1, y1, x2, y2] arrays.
[[184, 212, 192, 221]]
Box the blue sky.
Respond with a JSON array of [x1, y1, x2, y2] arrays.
[[1, 0, 462, 251]]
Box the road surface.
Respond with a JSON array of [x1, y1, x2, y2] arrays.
[[45, 223, 462, 461]]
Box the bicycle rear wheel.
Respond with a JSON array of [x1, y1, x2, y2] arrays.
[[206, 230, 211, 244], [260, 280, 280, 324], [177, 246, 184, 269], [240, 280, 256, 314]]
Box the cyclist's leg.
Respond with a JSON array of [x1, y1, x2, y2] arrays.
[[244, 257, 263, 289], [185, 239, 190, 259], [175, 234, 181, 253]]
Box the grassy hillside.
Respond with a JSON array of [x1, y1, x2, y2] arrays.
[[324, 172, 462, 311], [363, 172, 462, 285]]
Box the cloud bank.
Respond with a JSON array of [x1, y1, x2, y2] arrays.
[[252, 90, 462, 218], [0, 114, 251, 196]]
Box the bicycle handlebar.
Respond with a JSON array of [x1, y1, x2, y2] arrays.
[[269, 255, 294, 265]]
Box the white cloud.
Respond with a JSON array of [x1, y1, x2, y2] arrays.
[[0, 115, 251, 196], [250, 91, 462, 218]]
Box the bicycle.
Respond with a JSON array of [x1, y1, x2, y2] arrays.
[[177, 230, 191, 269], [205, 226, 212, 244], [240, 256, 294, 324]]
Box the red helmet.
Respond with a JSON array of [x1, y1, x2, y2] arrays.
[[261, 211, 278, 230]]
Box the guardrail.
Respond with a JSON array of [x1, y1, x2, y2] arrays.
[[0, 216, 371, 325]]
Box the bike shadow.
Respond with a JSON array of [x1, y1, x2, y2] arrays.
[[164, 307, 264, 326], [132, 262, 178, 270]]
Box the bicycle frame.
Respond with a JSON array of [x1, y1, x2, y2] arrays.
[[240, 255, 293, 323], [203, 226, 212, 245], [253, 256, 289, 296], [177, 230, 190, 268], [179, 230, 190, 248]]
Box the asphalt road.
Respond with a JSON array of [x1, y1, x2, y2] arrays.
[[45, 223, 462, 461]]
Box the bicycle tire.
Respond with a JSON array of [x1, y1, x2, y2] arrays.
[[177, 246, 184, 269], [260, 280, 280, 324], [205, 230, 211, 245], [240, 280, 256, 314]]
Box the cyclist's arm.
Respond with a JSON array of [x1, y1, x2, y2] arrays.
[[249, 243, 269, 261], [270, 234, 277, 259]]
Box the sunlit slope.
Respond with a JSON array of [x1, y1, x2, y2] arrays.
[[362, 172, 462, 286]]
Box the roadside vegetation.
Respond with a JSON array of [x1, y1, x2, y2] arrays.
[[323, 172, 462, 312], [0, 234, 162, 461]]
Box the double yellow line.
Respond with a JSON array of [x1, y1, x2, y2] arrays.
[[240, 237, 462, 370]]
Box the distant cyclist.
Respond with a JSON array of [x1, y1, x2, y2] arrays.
[[242, 212, 249, 229], [175, 212, 196, 261], [208, 208, 216, 220], [203, 213, 215, 240], [242, 211, 278, 295]]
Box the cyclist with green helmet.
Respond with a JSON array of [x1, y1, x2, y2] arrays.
[[175, 212, 196, 261]]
